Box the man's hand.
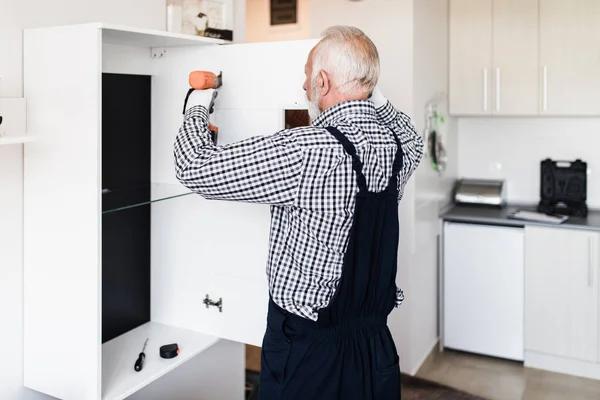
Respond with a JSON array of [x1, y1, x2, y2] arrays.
[[185, 88, 218, 114], [368, 86, 387, 109]]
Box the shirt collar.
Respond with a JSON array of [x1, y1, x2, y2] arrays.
[[311, 100, 377, 127]]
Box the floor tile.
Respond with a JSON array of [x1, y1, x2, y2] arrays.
[[417, 349, 600, 400]]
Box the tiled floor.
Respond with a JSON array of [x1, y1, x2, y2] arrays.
[[416, 349, 600, 400]]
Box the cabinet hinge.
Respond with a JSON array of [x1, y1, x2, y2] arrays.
[[204, 294, 223, 312], [151, 47, 167, 59]]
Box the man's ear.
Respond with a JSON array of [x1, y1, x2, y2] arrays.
[[319, 70, 331, 96]]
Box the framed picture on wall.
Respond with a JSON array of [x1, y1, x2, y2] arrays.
[[271, 0, 297, 7], [270, 0, 297, 26]]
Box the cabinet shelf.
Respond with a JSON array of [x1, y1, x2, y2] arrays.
[[100, 23, 228, 48], [102, 183, 194, 214], [101, 321, 219, 400], [0, 134, 35, 145]]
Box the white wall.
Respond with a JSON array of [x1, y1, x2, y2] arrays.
[[245, 0, 309, 43], [409, 0, 454, 374], [311, 0, 415, 114], [457, 117, 600, 207], [413, 0, 457, 205], [0, 0, 245, 399]]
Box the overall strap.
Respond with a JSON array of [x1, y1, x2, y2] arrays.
[[325, 127, 368, 192], [388, 132, 404, 189]]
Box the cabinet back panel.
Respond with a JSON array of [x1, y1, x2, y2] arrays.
[[102, 73, 151, 191], [101, 73, 151, 343], [102, 206, 151, 343]]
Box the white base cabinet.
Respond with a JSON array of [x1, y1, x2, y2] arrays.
[[524, 225, 600, 369], [442, 220, 600, 381], [443, 222, 524, 361]]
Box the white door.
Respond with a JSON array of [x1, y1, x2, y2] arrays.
[[525, 226, 599, 363], [492, 0, 539, 115], [539, 0, 600, 116], [449, 0, 493, 116], [150, 39, 318, 348], [443, 222, 525, 361]]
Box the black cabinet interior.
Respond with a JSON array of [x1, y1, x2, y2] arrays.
[[101, 73, 152, 343]]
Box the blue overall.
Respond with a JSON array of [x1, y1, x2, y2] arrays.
[[258, 126, 404, 400]]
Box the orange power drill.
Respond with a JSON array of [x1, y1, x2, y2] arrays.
[[183, 71, 222, 143]]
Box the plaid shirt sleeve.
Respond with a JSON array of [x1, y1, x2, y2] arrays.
[[375, 101, 424, 307], [375, 100, 424, 203], [174, 105, 304, 205]]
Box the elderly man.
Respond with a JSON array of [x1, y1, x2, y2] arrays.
[[174, 26, 423, 399]]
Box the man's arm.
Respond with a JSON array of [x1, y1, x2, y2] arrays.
[[370, 89, 424, 201], [174, 105, 303, 205], [369, 89, 423, 308]]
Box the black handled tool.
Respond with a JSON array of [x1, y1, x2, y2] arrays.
[[134, 338, 148, 372]]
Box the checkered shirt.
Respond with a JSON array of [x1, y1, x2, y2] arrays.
[[174, 99, 424, 320]]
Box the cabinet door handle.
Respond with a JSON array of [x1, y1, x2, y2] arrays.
[[495, 68, 500, 112], [542, 66, 548, 111], [589, 237, 593, 287], [483, 69, 488, 111]]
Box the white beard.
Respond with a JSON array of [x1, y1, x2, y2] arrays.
[[307, 87, 321, 121]]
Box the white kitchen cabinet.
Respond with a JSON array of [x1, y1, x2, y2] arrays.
[[492, 0, 539, 115], [539, 0, 600, 116], [23, 23, 316, 400], [449, 0, 493, 116], [524, 225, 599, 363], [449, 0, 538, 116], [443, 222, 524, 361], [450, 0, 600, 117]]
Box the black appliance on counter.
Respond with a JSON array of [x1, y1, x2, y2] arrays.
[[537, 158, 588, 217]]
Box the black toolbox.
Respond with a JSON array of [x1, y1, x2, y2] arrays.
[[537, 158, 588, 217]]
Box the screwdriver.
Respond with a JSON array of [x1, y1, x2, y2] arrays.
[[134, 338, 148, 372]]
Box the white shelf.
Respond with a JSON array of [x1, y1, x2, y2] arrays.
[[0, 98, 28, 144], [99, 23, 228, 48], [0, 135, 35, 145], [102, 321, 219, 400]]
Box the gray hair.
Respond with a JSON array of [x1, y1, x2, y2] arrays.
[[312, 26, 380, 96]]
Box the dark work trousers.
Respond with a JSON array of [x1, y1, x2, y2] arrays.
[[258, 126, 404, 400]]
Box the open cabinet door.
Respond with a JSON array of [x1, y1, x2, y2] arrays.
[[150, 39, 318, 347]]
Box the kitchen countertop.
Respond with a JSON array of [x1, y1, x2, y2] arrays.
[[440, 203, 600, 232]]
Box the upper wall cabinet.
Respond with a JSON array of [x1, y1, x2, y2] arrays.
[[539, 0, 600, 116], [449, 0, 493, 116], [449, 0, 539, 116], [492, 0, 539, 116], [450, 0, 600, 117]]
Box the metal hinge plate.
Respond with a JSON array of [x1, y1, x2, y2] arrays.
[[151, 47, 167, 59]]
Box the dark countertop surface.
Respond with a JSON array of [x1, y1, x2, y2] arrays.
[[439, 203, 600, 232]]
